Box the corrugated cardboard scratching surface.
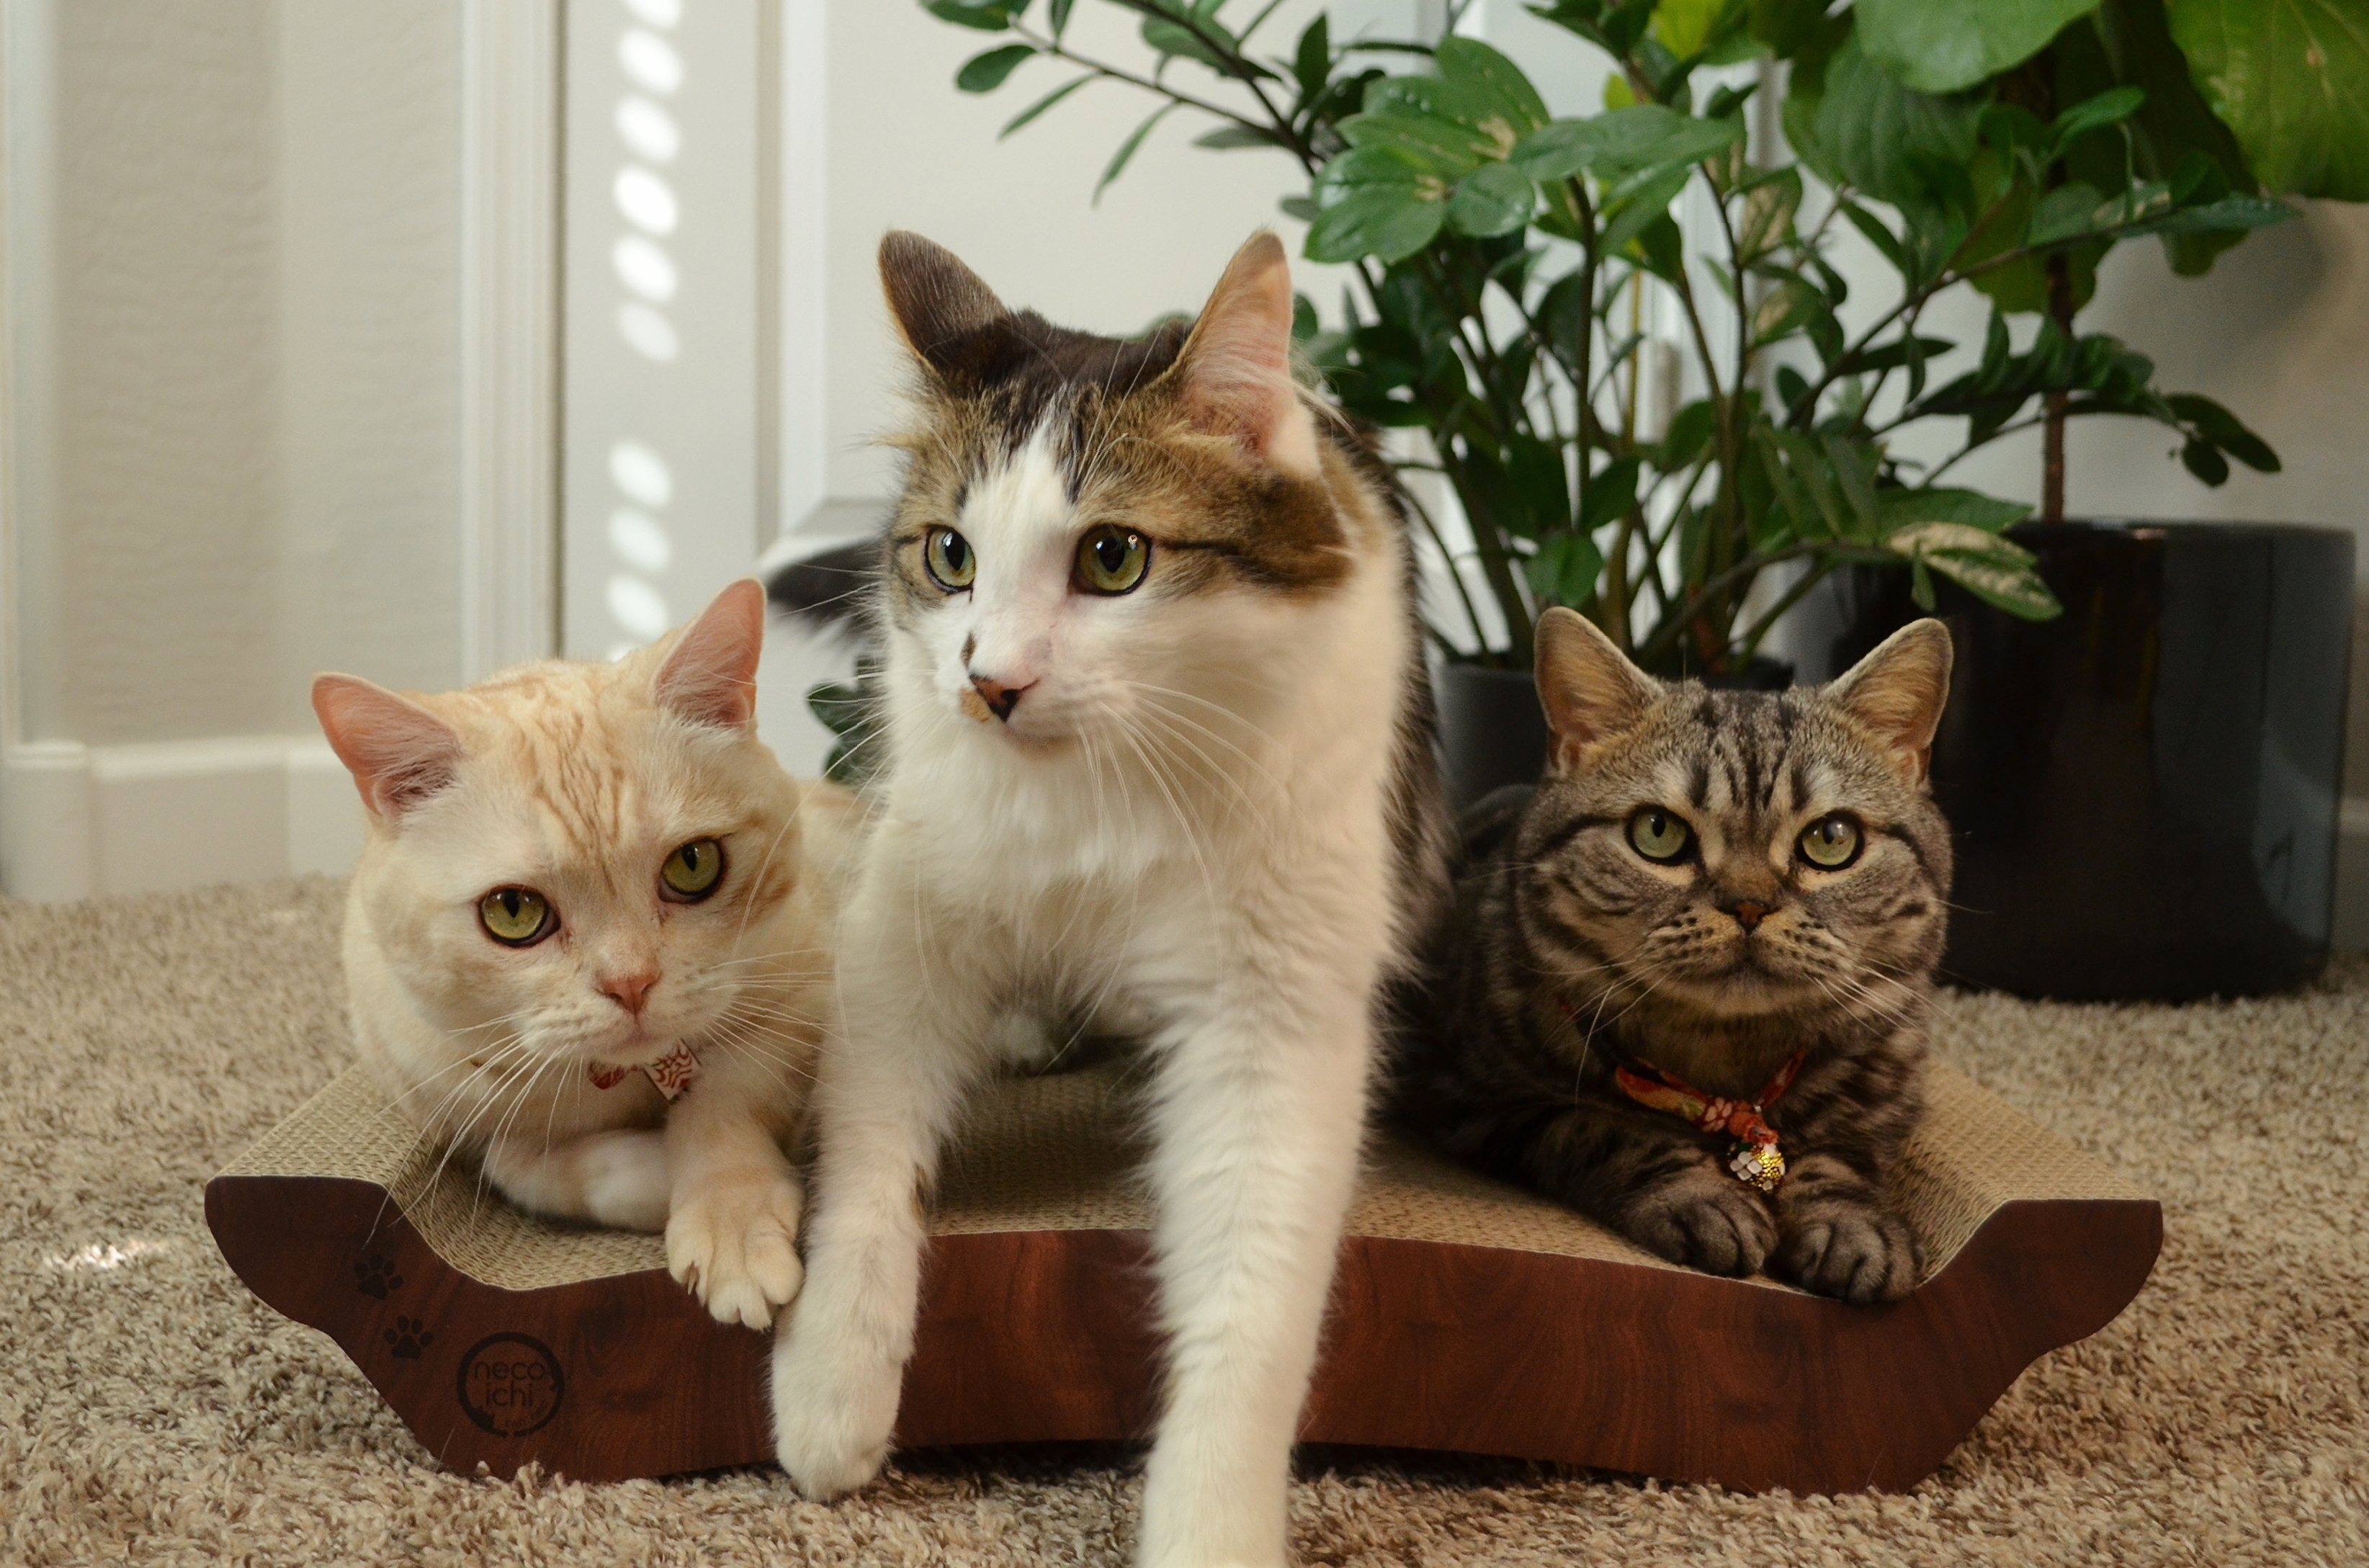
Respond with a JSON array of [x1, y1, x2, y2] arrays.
[[224, 1045, 2144, 1296]]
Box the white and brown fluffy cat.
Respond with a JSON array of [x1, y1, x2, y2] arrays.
[[770, 233, 1450, 1568], [313, 579, 854, 1331]]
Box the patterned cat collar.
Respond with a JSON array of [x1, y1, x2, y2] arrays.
[[588, 1041, 701, 1102], [1611, 1050, 1806, 1193]]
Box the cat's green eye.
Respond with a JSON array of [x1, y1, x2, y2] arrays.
[[1075, 525, 1150, 595], [923, 528, 975, 591], [1627, 807, 1693, 864], [480, 887, 553, 946], [660, 838, 725, 901], [1799, 813, 1863, 870]]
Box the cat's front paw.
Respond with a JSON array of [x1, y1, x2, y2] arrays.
[[772, 1304, 901, 1500], [666, 1169, 804, 1330], [1621, 1164, 1776, 1277], [1773, 1197, 1920, 1304]]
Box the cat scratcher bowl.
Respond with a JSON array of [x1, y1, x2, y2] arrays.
[[206, 1061, 2157, 1494]]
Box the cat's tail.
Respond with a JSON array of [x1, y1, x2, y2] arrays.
[[763, 539, 878, 633]]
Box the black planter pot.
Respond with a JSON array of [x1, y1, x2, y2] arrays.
[[1803, 520, 2355, 1002], [1433, 655, 1794, 812], [1435, 663, 1549, 813]]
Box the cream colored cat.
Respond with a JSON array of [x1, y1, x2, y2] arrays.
[[313, 579, 852, 1330]]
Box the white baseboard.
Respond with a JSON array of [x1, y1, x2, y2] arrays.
[[1, 736, 365, 902]]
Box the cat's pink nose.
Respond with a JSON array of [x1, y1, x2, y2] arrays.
[[1727, 901, 1769, 933], [599, 968, 659, 1015], [967, 671, 1032, 722]]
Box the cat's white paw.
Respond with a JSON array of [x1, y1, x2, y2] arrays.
[[666, 1170, 804, 1331], [771, 1305, 901, 1499]]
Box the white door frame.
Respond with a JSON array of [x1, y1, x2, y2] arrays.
[[461, 0, 563, 682]]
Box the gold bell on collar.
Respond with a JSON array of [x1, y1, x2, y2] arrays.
[[1729, 1140, 1786, 1193]]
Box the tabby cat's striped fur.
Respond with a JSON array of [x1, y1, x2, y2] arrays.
[[1397, 609, 1954, 1303]]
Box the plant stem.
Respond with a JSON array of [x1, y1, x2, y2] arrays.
[[1635, 543, 1817, 668], [1922, 416, 2047, 483], [1397, 475, 1490, 658], [2042, 249, 2073, 523], [1667, 244, 1741, 672], [1101, 0, 1299, 146]]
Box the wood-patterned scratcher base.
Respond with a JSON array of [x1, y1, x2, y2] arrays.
[[206, 1061, 2157, 1494]]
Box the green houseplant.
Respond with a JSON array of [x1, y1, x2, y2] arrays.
[[863, 0, 2368, 1003], [923, 0, 2306, 684]]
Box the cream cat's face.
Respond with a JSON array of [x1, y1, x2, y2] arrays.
[[318, 581, 807, 1072]]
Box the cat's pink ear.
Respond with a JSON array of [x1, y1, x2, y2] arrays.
[[1534, 607, 1660, 770], [879, 230, 1006, 383], [1173, 232, 1320, 477], [311, 675, 465, 820], [653, 578, 765, 731], [1826, 618, 1953, 785]]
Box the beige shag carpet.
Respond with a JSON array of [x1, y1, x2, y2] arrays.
[[1, 879, 2363, 1566]]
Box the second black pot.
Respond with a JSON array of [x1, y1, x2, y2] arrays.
[[1801, 520, 2353, 1002]]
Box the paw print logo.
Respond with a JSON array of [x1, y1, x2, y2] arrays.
[[355, 1255, 403, 1300], [385, 1317, 435, 1360]]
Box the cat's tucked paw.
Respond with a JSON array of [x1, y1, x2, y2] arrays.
[[666, 1170, 804, 1331], [772, 1311, 901, 1500], [1773, 1198, 1920, 1304], [1622, 1165, 1776, 1277]]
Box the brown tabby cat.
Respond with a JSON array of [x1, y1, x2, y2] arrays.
[[1394, 606, 1953, 1303]]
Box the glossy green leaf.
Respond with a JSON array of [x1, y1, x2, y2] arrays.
[[957, 43, 1036, 92], [1305, 190, 1447, 262], [2096, 0, 2260, 273], [1361, 74, 1526, 160], [1049, 0, 1075, 39], [1750, 277, 1822, 344], [1736, 167, 1803, 259], [1096, 102, 1176, 204], [1526, 530, 1606, 606], [1340, 112, 1495, 175], [1876, 488, 2034, 533], [925, 0, 1024, 32], [1600, 163, 1695, 253], [1000, 73, 1093, 138], [2168, 0, 2369, 199], [1812, 36, 1984, 205], [1510, 106, 1745, 182], [1435, 37, 1551, 133], [1293, 14, 1330, 103], [1580, 456, 1644, 534], [2167, 393, 2283, 469], [1654, 0, 1729, 58], [1142, 4, 1243, 70], [1858, 0, 2101, 94], [1196, 124, 1288, 150], [1885, 522, 2062, 618], [2181, 436, 2231, 483], [1313, 144, 1436, 204], [2028, 181, 2110, 243], [2050, 86, 2149, 151], [2125, 193, 2298, 233], [1661, 400, 1716, 467], [1446, 162, 1537, 236]]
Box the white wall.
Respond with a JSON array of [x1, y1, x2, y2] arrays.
[[0, 0, 480, 899]]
